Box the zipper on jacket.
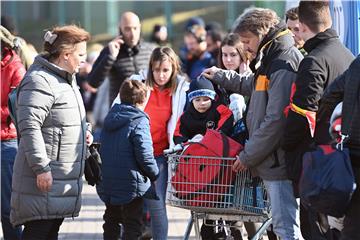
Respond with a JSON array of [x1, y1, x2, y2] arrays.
[[270, 150, 280, 168], [56, 129, 63, 161], [71, 82, 85, 218]]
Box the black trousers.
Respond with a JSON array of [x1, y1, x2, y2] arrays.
[[103, 197, 143, 240], [300, 202, 332, 240], [22, 218, 64, 240], [341, 166, 360, 240]]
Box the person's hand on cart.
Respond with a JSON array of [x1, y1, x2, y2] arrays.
[[232, 155, 247, 172]]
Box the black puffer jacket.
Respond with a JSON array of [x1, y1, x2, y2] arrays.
[[88, 41, 155, 104]]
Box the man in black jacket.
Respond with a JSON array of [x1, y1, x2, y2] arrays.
[[87, 11, 155, 105], [282, 1, 354, 239], [319, 55, 360, 240]]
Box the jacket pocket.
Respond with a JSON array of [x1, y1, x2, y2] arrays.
[[56, 129, 63, 161]]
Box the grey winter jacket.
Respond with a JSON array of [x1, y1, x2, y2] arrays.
[[211, 26, 303, 180], [10, 55, 87, 226]]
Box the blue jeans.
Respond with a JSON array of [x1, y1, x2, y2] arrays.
[[263, 179, 301, 240], [144, 155, 168, 240], [1, 140, 22, 239]]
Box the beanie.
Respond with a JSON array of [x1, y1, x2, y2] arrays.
[[188, 75, 216, 102], [185, 17, 205, 31]]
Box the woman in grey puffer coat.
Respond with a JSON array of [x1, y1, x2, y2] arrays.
[[10, 25, 92, 240]]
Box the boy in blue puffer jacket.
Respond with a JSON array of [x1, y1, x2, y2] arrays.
[[96, 79, 159, 240]]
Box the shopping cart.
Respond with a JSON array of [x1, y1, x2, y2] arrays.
[[164, 146, 272, 240]]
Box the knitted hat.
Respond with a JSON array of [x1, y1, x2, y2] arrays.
[[184, 17, 205, 31], [188, 75, 216, 102]]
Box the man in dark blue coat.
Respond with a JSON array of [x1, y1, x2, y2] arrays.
[[320, 55, 360, 240]]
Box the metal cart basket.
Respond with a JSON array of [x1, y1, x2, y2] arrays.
[[166, 153, 272, 240]]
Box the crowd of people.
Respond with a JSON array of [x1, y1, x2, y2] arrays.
[[1, 1, 359, 240]]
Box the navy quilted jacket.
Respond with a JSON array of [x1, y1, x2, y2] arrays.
[[96, 103, 159, 205]]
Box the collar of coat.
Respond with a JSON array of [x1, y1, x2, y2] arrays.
[[303, 28, 338, 53], [249, 21, 293, 73], [35, 54, 75, 84]]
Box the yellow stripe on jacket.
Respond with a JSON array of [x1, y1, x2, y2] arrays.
[[290, 103, 316, 138]]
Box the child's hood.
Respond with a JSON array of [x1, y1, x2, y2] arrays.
[[103, 103, 148, 131]]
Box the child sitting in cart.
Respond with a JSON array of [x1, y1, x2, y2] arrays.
[[173, 75, 238, 239], [173, 75, 234, 145]]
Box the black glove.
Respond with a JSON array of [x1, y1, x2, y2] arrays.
[[84, 143, 102, 186]]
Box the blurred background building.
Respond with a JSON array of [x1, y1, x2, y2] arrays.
[[1, 1, 358, 55], [1, 1, 286, 52]]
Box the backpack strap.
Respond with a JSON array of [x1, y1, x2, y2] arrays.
[[8, 80, 25, 143]]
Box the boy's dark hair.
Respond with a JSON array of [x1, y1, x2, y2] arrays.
[[285, 7, 299, 22], [120, 79, 148, 106], [298, 1, 331, 33]]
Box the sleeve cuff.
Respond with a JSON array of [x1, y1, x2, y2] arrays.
[[34, 165, 51, 175], [239, 151, 250, 167], [108, 54, 116, 62], [213, 70, 225, 84]]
